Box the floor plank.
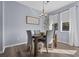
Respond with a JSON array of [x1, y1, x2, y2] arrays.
[[0, 42, 79, 57]]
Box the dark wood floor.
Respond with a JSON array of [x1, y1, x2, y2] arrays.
[[0, 42, 79, 57]]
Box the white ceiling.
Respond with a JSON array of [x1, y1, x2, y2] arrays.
[[17, 1, 75, 13]]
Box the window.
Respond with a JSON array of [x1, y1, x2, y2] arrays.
[[60, 10, 70, 32], [62, 22, 69, 31]]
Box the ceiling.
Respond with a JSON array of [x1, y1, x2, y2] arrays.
[[17, 1, 75, 13]]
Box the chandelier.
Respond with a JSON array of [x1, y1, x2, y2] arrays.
[[40, 1, 49, 17]]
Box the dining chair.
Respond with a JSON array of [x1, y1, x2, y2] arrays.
[[26, 30, 33, 56], [44, 30, 54, 53]]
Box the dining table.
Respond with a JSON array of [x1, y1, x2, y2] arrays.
[[32, 33, 46, 57]]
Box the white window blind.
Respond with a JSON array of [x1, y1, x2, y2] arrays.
[[52, 14, 58, 23], [60, 10, 70, 22]]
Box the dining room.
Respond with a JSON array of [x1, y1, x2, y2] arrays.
[[1, 1, 79, 57]]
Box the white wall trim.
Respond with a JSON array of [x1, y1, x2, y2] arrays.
[[0, 47, 5, 54], [58, 40, 69, 45], [3, 1, 5, 53], [58, 40, 78, 47], [0, 1, 5, 54], [5, 42, 27, 48], [0, 42, 27, 54]]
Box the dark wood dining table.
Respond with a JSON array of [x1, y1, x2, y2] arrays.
[[32, 34, 46, 57]]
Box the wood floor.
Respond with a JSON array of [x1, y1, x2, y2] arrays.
[[0, 42, 79, 57]]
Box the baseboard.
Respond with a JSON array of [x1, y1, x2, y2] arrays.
[[58, 40, 69, 45], [5, 42, 27, 48], [3, 47, 5, 53], [0, 47, 5, 54], [0, 42, 27, 54]]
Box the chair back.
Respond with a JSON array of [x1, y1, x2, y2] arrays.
[[27, 30, 32, 46], [46, 30, 54, 45], [34, 30, 40, 35]]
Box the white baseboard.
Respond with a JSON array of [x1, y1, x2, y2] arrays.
[[3, 47, 5, 53], [0, 47, 5, 54], [58, 40, 69, 45], [5, 42, 27, 48], [0, 42, 27, 54]]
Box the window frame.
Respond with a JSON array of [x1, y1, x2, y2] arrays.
[[61, 21, 70, 32]]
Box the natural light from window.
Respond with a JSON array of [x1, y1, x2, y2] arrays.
[[42, 49, 77, 55]]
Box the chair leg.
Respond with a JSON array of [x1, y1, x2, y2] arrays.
[[30, 46, 32, 56], [46, 43, 48, 53], [30, 41, 33, 56]]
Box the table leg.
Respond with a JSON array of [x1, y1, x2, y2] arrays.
[[34, 38, 38, 57]]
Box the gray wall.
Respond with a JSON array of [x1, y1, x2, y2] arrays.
[[0, 1, 3, 52], [59, 32, 69, 44], [4, 1, 42, 47]]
